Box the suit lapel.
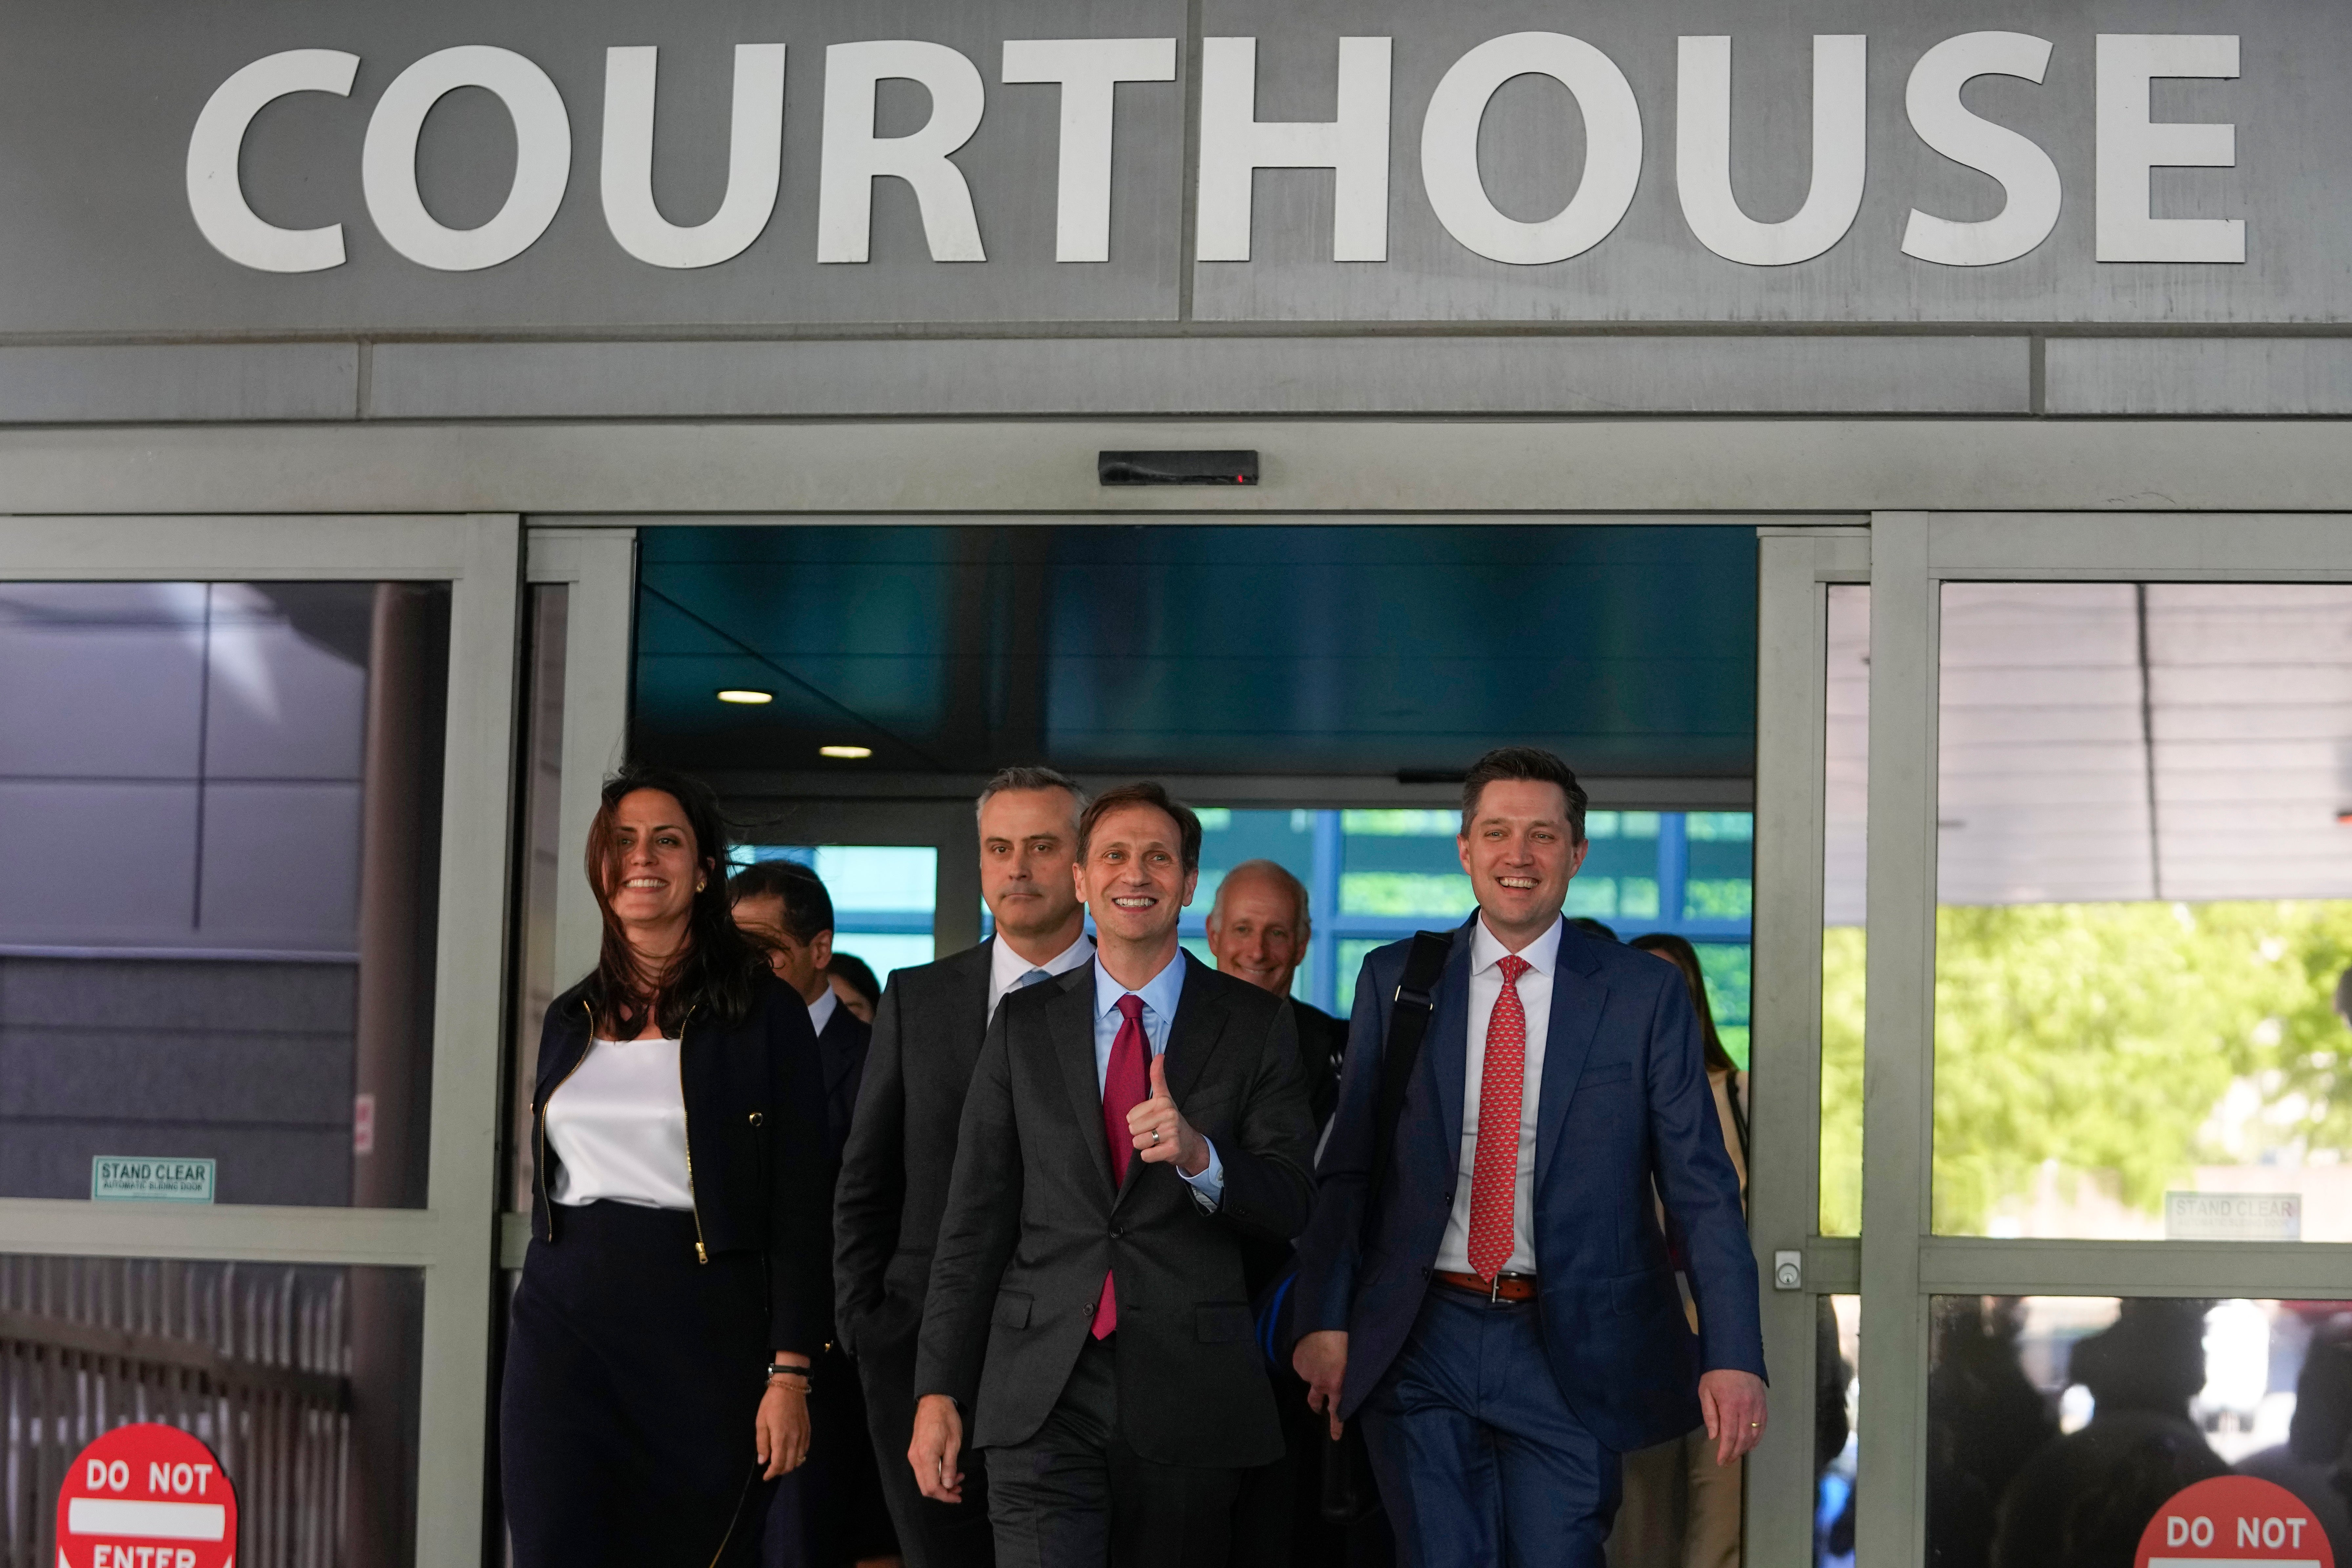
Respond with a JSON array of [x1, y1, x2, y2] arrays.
[[958, 936, 996, 1066], [1119, 955, 1227, 1208], [1533, 931, 1607, 1192], [1159, 954, 1227, 1105], [1048, 963, 1116, 1194], [818, 1012, 861, 1099], [1430, 916, 1479, 1167]]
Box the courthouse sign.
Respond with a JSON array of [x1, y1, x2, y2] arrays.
[[7, 0, 2352, 330]]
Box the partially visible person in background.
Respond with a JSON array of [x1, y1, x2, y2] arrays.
[[830, 952, 884, 1027], [2237, 1314, 2352, 1564], [1568, 916, 1619, 943], [1203, 858, 1388, 1568], [1607, 932, 1749, 1568], [734, 861, 869, 1161], [1206, 859, 1346, 1125], [1627, 934, 1747, 1180], [1989, 1299, 2227, 1568], [504, 767, 828, 1568], [734, 859, 900, 1568], [1923, 1298, 2056, 1568]]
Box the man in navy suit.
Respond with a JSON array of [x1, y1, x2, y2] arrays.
[[1291, 747, 1766, 1568], [733, 858, 898, 1567]]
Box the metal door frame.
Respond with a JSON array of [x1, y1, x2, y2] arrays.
[[1856, 512, 2352, 1566], [0, 512, 521, 1565]]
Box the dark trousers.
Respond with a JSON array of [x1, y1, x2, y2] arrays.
[[1359, 1289, 1621, 1568], [767, 1343, 902, 1567], [986, 1336, 1243, 1568], [860, 1328, 997, 1568], [1231, 1362, 1392, 1568], [502, 1202, 770, 1568]]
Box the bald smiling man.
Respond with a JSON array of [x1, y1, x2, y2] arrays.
[[1204, 859, 1348, 1129]]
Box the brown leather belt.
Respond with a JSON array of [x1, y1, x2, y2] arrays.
[[1434, 1269, 1538, 1303]]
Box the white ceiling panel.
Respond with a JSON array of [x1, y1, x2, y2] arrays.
[[1922, 581, 2352, 909]]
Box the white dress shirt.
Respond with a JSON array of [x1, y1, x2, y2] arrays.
[[1434, 914, 1563, 1276], [986, 929, 1095, 1020], [546, 1037, 695, 1211], [807, 983, 840, 1036]]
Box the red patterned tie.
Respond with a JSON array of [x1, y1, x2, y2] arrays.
[[1467, 954, 1533, 1283], [1093, 993, 1150, 1338]]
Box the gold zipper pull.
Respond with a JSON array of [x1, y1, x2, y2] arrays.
[[695, 1242, 708, 1264]]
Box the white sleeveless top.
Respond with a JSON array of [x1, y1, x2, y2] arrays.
[[545, 1037, 694, 1211]]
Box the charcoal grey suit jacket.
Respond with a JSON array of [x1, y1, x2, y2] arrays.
[[833, 938, 995, 1360], [915, 955, 1316, 1467]]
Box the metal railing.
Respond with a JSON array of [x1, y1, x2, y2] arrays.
[[0, 1254, 352, 1568]]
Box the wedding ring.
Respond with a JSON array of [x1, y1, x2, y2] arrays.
[[1152, 1129, 1161, 1144]]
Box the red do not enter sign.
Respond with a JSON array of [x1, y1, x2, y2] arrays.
[[55, 1422, 237, 1568], [2136, 1476, 2334, 1568]]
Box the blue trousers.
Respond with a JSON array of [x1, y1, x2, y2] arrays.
[[1359, 1288, 1620, 1568]]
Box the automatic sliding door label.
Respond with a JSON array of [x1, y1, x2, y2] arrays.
[[2135, 1475, 2331, 1568], [2164, 1192, 2300, 1241], [91, 1157, 215, 1203]]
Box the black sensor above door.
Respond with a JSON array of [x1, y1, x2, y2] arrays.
[[1098, 449, 1259, 486]]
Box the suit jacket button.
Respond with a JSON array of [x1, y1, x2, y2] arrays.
[[748, 1112, 764, 1127]]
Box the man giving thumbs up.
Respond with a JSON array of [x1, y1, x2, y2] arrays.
[[910, 782, 1317, 1568]]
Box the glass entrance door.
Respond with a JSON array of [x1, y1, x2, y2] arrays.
[[0, 514, 519, 1568], [1853, 515, 2352, 1568]]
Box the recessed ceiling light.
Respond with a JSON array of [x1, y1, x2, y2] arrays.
[[716, 689, 774, 705], [820, 745, 874, 760]]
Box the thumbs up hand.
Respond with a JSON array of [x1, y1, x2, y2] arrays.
[[1128, 1053, 1210, 1176]]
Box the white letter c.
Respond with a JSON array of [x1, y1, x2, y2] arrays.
[[186, 49, 359, 273]]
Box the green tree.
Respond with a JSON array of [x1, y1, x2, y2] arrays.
[[1817, 901, 2352, 1237]]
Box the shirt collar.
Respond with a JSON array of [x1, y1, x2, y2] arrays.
[[1471, 911, 1564, 976], [991, 929, 1095, 991], [806, 984, 840, 1035], [1094, 947, 1189, 1023]]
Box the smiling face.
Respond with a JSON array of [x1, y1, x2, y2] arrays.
[[1206, 865, 1308, 997], [979, 786, 1085, 948], [1075, 802, 1197, 956], [1458, 778, 1589, 948], [606, 788, 705, 952]]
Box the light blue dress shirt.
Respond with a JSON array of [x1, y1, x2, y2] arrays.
[[1091, 950, 1225, 1208]]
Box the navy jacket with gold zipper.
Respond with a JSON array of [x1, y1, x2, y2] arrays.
[[528, 967, 833, 1357]]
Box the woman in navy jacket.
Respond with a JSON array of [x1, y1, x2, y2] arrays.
[[503, 765, 833, 1568]]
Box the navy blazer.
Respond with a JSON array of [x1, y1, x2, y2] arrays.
[[1291, 915, 1765, 1453], [814, 999, 873, 1163], [528, 969, 834, 1356]]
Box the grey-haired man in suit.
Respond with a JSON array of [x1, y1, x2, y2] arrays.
[[835, 766, 1096, 1568]]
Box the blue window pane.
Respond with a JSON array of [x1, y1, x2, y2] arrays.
[[1340, 872, 1474, 919]]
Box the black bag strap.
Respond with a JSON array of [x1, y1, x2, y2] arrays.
[[1364, 930, 1455, 1218]]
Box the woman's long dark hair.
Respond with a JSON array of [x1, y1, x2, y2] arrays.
[[581, 764, 764, 1037], [1629, 931, 1740, 1077]]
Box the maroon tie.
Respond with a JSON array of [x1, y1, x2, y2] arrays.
[[1093, 993, 1150, 1338]]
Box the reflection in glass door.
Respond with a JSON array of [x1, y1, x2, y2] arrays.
[[1857, 516, 2352, 1568], [0, 582, 448, 1211], [1935, 584, 2352, 1242]]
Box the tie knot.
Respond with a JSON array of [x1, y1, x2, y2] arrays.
[[1016, 967, 1051, 989], [1115, 993, 1145, 1023], [1497, 954, 1533, 985]]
